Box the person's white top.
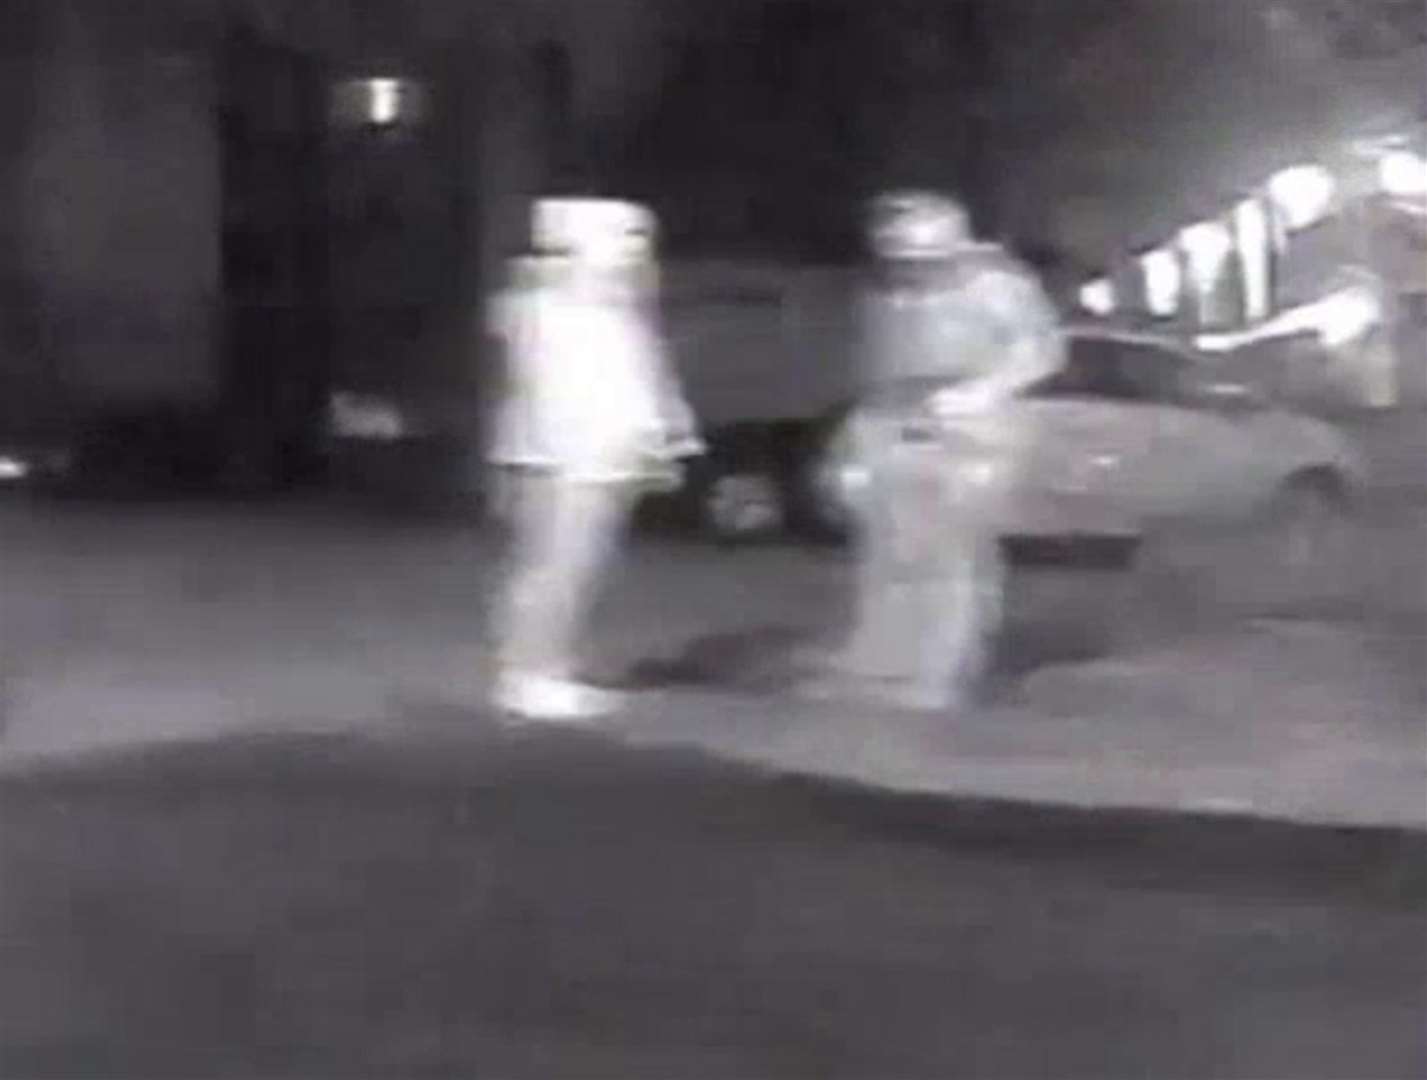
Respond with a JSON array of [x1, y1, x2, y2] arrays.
[[487, 284, 687, 482]]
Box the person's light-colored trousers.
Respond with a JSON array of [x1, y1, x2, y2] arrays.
[[833, 408, 1019, 710], [488, 469, 639, 681]]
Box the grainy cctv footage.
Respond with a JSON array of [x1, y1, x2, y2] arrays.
[[1, 0, 1424, 1077]]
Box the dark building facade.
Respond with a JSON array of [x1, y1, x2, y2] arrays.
[[0, 0, 1004, 486], [4, 0, 1414, 485]]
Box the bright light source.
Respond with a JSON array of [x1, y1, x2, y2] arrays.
[[1379, 150, 1427, 198], [1179, 220, 1234, 325], [1267, 164, 1336, 231], [367, 78, 402, 125], [1233, 198, 1271, 322], [1179, 220, 1233, 266], [1140, 248, 1181, 317], [0, 456, 30, 481], [1314, 287, 1381, 348], [1078, 278, 1116, 316]]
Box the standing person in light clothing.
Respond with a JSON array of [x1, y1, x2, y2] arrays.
[[485, 199, 702, 722]]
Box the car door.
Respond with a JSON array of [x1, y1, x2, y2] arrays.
[[1126, 349, 1271, 524], [1017, 337, 1172, 533]]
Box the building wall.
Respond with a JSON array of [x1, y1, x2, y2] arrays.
[[0, 0, 563, 472], [0, 1, 50, 440], [17, 0, 222, 415]]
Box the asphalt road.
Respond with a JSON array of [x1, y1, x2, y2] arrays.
[[2, 723, 1423, 1080]]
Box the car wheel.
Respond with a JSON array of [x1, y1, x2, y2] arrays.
[[793, 406, 859, 544], [1238, 471, 1357, 616], [702, 469, 786, 543], [800, 455, 859, 542]]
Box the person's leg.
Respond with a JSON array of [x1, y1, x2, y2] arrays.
[[909, 442, 1012, 711], [804, 426, 947, 710], [839, 482, 904, 681], [799, 416, 908, 697], [535, 476, 636, 683], [490, 471, 636, 718], [909, 517, 1002, 711], [840, 417, 924, 679], [490, 469, 563, 680]]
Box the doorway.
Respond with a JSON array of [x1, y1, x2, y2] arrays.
[[218, 21, 330, 488]]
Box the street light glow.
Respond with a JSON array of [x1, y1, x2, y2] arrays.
[[1179, 220, 1234, 324], [1379, 150, 1427, 198], [1267, 164, 1336, 231], [1078, 278, 1116, 316], [1140, 248, 1181, 316], [1179, 220, 1233, 266], [1233, 198, 1271, 322], [367, 78, 402, 125]]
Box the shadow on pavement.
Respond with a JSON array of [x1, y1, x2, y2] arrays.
[[615, 614, 1114, 702]]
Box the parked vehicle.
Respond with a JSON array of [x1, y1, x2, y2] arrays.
[[666, 326, 1366, 579]]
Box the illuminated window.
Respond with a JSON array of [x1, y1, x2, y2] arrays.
[[1179, 221, 1232, 285], [1078, 278, 1116, 316], [1178, 220, 1235, 326], [1140, 248, 1181, 317], [1179, 220, 1232, 265], [1233, 198, 1272, 322], [1267, 164, 1336, 232], [1380, 150, 1427, 198]]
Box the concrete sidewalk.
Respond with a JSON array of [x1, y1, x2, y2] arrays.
[[608, 617, 1426, 831], [2, 496, 1423, 831]]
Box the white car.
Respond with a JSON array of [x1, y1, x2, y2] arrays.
[[694, 327, 1366, 573], [993, 327, 1363, 547]]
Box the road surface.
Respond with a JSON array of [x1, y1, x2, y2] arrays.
[[2, 724, 1423, 1079]]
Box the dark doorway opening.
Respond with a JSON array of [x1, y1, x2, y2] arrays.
[[218, 21, 331, 490], [533, 40, 578, 189]]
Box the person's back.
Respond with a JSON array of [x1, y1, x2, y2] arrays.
[[490, 261, 676, 483], [861, 243, 1063, 407], [805, 192, 1064, 713]]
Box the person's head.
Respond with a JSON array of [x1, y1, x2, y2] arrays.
[[866, 190, 975, 283], [531, 198, 658, 302]]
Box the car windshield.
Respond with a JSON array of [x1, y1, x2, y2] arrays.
[[1031, 336, 1185, 403]]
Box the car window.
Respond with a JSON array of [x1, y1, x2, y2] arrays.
[[1114, 343, 1188, 403], [1030, 338, 1186, 404]]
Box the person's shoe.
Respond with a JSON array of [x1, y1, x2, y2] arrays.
[[795, 670, 898, 709], [878, 683, 963, 715], [795, 668, 965, 715], [491, 672, 623, 724], [792, 665, 860, 703]]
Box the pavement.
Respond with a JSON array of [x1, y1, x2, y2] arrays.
[[1, 486, 1423, 831], [0, 476, 1423, 1078], [2, 727, 1423, 1080]]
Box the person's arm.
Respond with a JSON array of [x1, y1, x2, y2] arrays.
[[932, 272, 1064, 413], [649, 330, 705, 457], [1195, 305, 1323, 352], [1196, 286, 1382, 352]]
